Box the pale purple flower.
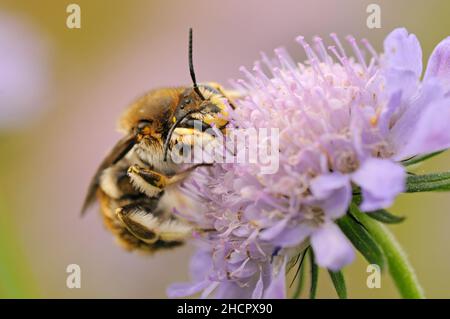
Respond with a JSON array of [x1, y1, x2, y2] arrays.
[[168, 28, 450, 299]]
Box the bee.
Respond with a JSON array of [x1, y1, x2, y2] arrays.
[[81, 29, 238, 253]]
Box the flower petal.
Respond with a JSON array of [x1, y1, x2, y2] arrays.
[[383, 68, 419, 101], [271, 223, 313, 247], [383, 28, 422, 78], [398, 97, 450, 158], [310, 173, 351, 219], [310, 222, 355, 271], [352, 158, 405, 211], [166, 280, 209, 298], [251, 272, 264, 299], [190, 249, 213, 281], [424, 36, 450, 92], [310, 172, 349, 199], [263, 259, 286, 299], [378, 90, 402, 136], [259, 218, 289, 241], [200, 282, 219, 299], [389, 80, 444, 159], [214, 281, 255, 299]]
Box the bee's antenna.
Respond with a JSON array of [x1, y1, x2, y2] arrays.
[[189, 28, 205, 101]]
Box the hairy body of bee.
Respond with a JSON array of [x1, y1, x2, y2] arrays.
[[95, 141, 194, 253], [98, 189, 184, 253], [82, 82, 237, 254]]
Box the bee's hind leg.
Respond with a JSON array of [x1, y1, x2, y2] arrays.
[[115, 201, 192, 245], [116, 202, 160, 244]]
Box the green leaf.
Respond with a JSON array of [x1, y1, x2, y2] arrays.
[[291, 258, 305, 299], [309, 250, 318, 299], [402, 150, 445, 166], [328, 270, 347, 299], [337, 215, 385, 271], [365, 209, 405, 224], [289, 250, 307, 298], [406, 171, 450, 192], [407, 171, 450, 183]]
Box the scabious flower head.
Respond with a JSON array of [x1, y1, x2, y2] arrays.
[[168, 28, 450, 299]]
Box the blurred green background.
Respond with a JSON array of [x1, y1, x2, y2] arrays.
[[0, 0, 449, 298]]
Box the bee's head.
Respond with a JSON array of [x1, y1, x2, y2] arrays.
[[172, 29, 229, 131], [173, 85, 228, 130], [118, 88, 183, 142], [162, 29, 229, 161], [162, 84, 229, 161]]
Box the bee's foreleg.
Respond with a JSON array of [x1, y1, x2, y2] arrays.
[[127, 164, 190, 198]]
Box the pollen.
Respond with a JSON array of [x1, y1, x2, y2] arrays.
[[370, 114, 379, 126]]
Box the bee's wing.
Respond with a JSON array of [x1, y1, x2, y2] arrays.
[[81, 134, 136, 215]]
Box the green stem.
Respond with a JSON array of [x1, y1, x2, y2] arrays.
[[351, 204, 425, 299]]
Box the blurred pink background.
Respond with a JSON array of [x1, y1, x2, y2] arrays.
[[0, 0, 450, 298]]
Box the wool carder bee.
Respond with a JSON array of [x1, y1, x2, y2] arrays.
[[81, 29, 237, 253]]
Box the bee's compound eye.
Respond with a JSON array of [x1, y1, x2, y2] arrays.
[[136, 120, 153, 135], [181, 98, 192, 109], [137, 120, 152, 129]]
